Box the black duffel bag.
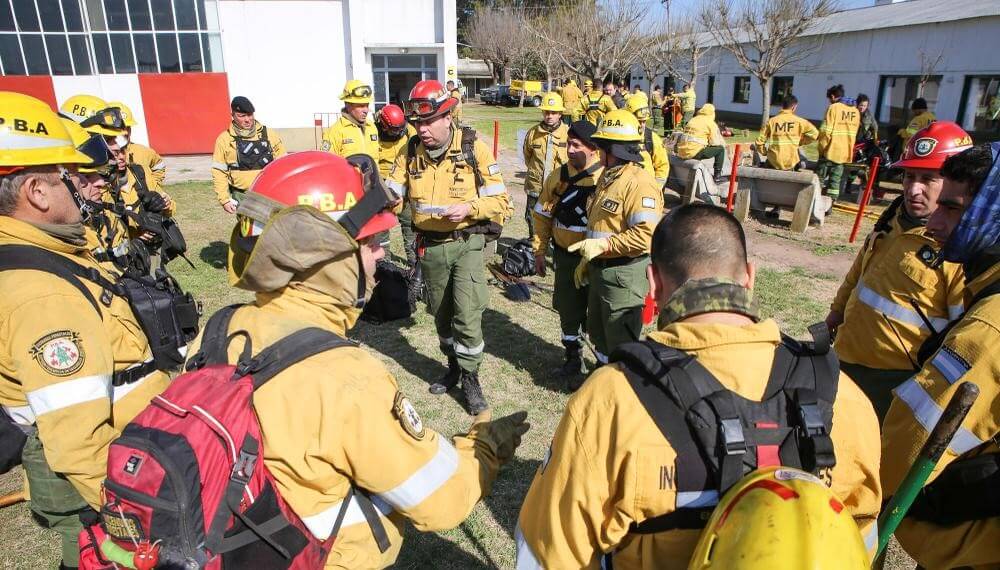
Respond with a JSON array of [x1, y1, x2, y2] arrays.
[[0, 408, 26, 475], [360, 260, 415, 324], [502, 239, 536, 278]]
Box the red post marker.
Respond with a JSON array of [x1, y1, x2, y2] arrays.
[[726, 144, 741, 213], [493, 120, 500, 159], [849, 156, 881, 243]]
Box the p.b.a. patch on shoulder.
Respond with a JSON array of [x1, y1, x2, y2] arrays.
[[600, 199, 620, 214]]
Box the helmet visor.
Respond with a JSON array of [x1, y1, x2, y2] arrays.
[[349, 85, 373, 98], [405, 99, 438, 118], [80, 107, 127, 132]]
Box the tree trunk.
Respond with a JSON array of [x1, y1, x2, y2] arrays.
[[502, 66, 511, 84], [759, 76, 772, 130], [519, 67, 527, 107]]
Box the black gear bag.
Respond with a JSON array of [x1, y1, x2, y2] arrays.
[[359, 260, 415, 324], [501, 240, 535, 278], [0, 407, 27, 474]]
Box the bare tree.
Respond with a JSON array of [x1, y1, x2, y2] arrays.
[[634, 32, 672, 92], [466, 5, 525, 84], [700, 0, 838, 128], [663, 16, 713, 86], [917, 48, 944, 97]]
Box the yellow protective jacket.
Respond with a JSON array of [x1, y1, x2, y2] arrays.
[[582, 91, 617, 126], [585, 162, 663, 259], [677, 87, 696, 112], [881, 262, 1000, 569], [560, 83, 584, 116], [376, 125, 417, 180], [449, 89, 463, 121], [516, 320, 883, 569], [832, 202, 965, 371], [323, 113, 379, 163], [899, 111, 936, 146], [386, 127, 511, 234], [675, 105, 723, 159], [185, 290, 505, 569], [0, 217, 169, 509], [127, 142, 166, 188], [522, 122, 569, 197], [531, 158, 603, 254], [755, 109, 819, 170], [818, 101, 861, 164], [650, 91, 665, 108], [211, 121, 287, 205], [638, 128, 669, 185]]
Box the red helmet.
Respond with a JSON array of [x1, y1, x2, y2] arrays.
[[241, 151, 396, 242], [405, 80, 457, 121], [377, 104, 407, 130], [894, 121, 973, 170]]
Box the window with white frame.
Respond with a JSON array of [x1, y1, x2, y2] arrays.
[[0, 0, 223, 76]]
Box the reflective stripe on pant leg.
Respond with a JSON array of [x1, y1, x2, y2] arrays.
[[452, 235, 487, 372]]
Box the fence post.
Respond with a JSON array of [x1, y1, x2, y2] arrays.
[[726, 144, 741, 213], [849, 156, 881, 243], [493, 120, 500, 159]]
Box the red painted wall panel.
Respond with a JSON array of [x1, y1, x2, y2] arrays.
[[0, 76, 57, 108], [138, 73, 230, 155]]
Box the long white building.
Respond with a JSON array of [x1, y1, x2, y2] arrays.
[[0, 0, 458, 153]]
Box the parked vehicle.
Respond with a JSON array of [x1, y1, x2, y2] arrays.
[[510, 80, 545, 107], [481, 84, 510, 105]]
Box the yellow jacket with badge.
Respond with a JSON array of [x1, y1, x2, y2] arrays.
[[516, 320, 883, 569], [560, 83, 584, 115], [581, 91, 617, 126], [522, 123, 569, 197], [881, 262, 1000, 569], [899, 111, 936, 146], [185, 290, 507, 569], [675, 104, 724, 159], [586, 162, 663, 258], [532, 158, 603, 254], [127, 142, 166, 188], [377, 124, 417, 180], [0, 217, 170, 508], [832, 202, 965, 371], [818, 101, 861, 164], [638, 128, 669, 185], [755, 109, 819, 170], [386, 127, 511, 234], [212, 122, 287, 205], [323, 114, 379, 163]]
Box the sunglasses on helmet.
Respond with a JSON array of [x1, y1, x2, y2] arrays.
[[349, 85, 373, 98], [80, 107, 127, 131]]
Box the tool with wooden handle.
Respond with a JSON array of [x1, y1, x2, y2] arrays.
[[0, 489, 25, 508]]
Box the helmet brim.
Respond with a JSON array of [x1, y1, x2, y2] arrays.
[[354, 210, 398, 242]]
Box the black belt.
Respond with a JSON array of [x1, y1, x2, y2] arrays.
[[418, 222, 492, 243], [113, 360, 158, 386], [591, 254, 649, 268]]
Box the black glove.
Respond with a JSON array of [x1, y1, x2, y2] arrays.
[[140, 191, 168, 213]]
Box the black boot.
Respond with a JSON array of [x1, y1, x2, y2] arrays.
[[429, 356, 460, 394], [461, 370, 489, 415], [557, 344, 584, 377]]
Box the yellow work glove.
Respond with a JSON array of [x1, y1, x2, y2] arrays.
[[567, 237, 609, 261], [573, 257, 590, 289], [467, 410, 531, 465]]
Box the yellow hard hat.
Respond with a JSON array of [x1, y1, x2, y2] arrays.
[[340, 79, 373, 104], [59, 117, 112, 175], [688, 467, 870, 570], [106, 100, 137, 127], [60, 94, 126, 137], [567, 79, 576, 85], [584, 79, 594, 88], [0, 92, 92, 170], [626, 93, 651, 121], [538, 92, 565, 112], [592, 109, 642, 143]]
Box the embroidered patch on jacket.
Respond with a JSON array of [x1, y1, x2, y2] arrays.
[[393, 392, 425, 440], [370, 134, 378, 141], [641, 197, 656, 209], [321, 141, 331, 152], [30, 331, 85, 377], [601, 199, 620, 214], [488, 164, 500, 176], [343, 138, 354, 145]]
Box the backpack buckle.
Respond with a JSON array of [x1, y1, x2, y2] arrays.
[[798, 402, 827, 438], [720, 418, 747, 456], [231, 450, 257, 485]]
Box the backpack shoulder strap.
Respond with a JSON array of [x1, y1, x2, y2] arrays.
[[460, 127, 485, 188], [0, 244, 110, 314], [238, 327, 357, 389], [644, 127, 654, 155], [558, 163, 570, 184], [127, 163, 150, 196], [565, 162, 600, 186], [873, 195, 903, 234], [184, 304, 244, 370], [260, 125, 269, 143]]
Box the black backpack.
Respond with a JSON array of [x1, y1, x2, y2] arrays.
[[360, 260, 415, 324], [233, 126, 275, 171], [501, 240, 536, 278], [610, 323, 838, 533]]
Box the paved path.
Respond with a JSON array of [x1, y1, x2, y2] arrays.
[[163, 155, 212, 183]]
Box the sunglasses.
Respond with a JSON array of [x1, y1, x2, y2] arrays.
[[80, 107, 126, 131]]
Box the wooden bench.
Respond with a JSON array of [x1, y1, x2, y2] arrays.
[[731, 166, 831, 233], [666, 153, 733, 206]]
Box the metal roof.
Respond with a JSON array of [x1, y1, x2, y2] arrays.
[[458, 58, 492, 78], [805, 0, 1000, 37]]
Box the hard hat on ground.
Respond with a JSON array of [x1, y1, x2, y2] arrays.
[[626, 93, 651, 121], [893, 121, 972, 171], [340, 79, 374, 105], [405, 80, 458, 122], [106, 100, 137, 127], [1, 92, 92, 173], [539, 92, 565, 113], [687, 467, 869, 570], [376, 104, 407, 133], [60, 118, 113, 175]]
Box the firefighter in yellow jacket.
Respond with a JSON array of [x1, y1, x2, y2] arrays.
[[212, 96, 287, 214], [581, 81, 617, 126], [898, 97, 936, 150], [559, 79, 584, 124], [522, 92, 569, 240], [882, 142, 1000, 569], [532, 120, 603, 388], [107, 100, 167, 188], [374, 103, 418, 264], [826, 122, 972, 420], [0, 91, 170, 568], [625, 93, 669, 187], [517, 203, 882, 569], [569, 109, 663, 363], [191, 150, 529, 569], [755, 95, 818, 171], [386, 80, 512, 415], [676, 103, 728, 183], [447, 80, 463, 124], [324, 79, 380, 163], [817, 85, 862, 199]]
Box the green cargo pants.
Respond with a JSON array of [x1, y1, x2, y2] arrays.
[[553, 246, 589, 345], [682, 110, 694, 127], [421, 233, 489, 372], [651, 108, 664, 134], [397, 203, 417, 267], [587, 255, 650, 362], [694, 146, 727, 177], [817, 158, 845, 199], [21, 429, 89, 567], [525, 195, 538, 240], [840, 361, 913, 422]]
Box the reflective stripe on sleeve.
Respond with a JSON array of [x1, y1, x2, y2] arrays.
[[379, 436, 459, 510], [211, 161, 229, 172], [301, 492, 393, 540], [676, 490, 719, 508], [478, 183, 507, 197], [554, 221, 587, 233], [586, 230, 614, 240], [386, 179, 407, 198], [893, 378, 983, 455], [931, 348, 970, 385], [627, 211, 661, 227], [863, 522, 878, 553], [2, 404, 34, 425], [112, 370, 154, 403], [856, 282, 948, 330], [454, 341, 485, 356], [533, 201, 551, 218], [151, 161, 166, 171], [515, 525, 544, 570], [26, 374, 112, 417]]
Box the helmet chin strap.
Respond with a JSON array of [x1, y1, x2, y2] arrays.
[[58, 167, 94, 223], [354, 248, 367, 309]]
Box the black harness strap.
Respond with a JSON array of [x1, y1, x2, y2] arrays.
[[0, 244, 102, 314]]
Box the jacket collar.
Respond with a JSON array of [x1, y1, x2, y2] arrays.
[[649, 319, 781, 352], [0, 215, 90, 256], [255, 286, 354, 338]]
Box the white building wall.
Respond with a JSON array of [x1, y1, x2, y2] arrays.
[[50, 74, 151, 146]]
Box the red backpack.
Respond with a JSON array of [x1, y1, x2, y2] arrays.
[[81, 305, 388, 569]]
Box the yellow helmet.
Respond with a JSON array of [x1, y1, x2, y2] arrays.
[[567, 79, 576, 86], [592, 109, 642, 143], [59, 118, 112, 175], [538, 92, 565, 113], [626, 93, 651, 121], [106, 100, 137, 127], [60, 94, 126, 137], [340, 79, 373, 104], [584, 79, 594, 88], [688, 467, 870, 570], [0, 91, 92, 170]]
